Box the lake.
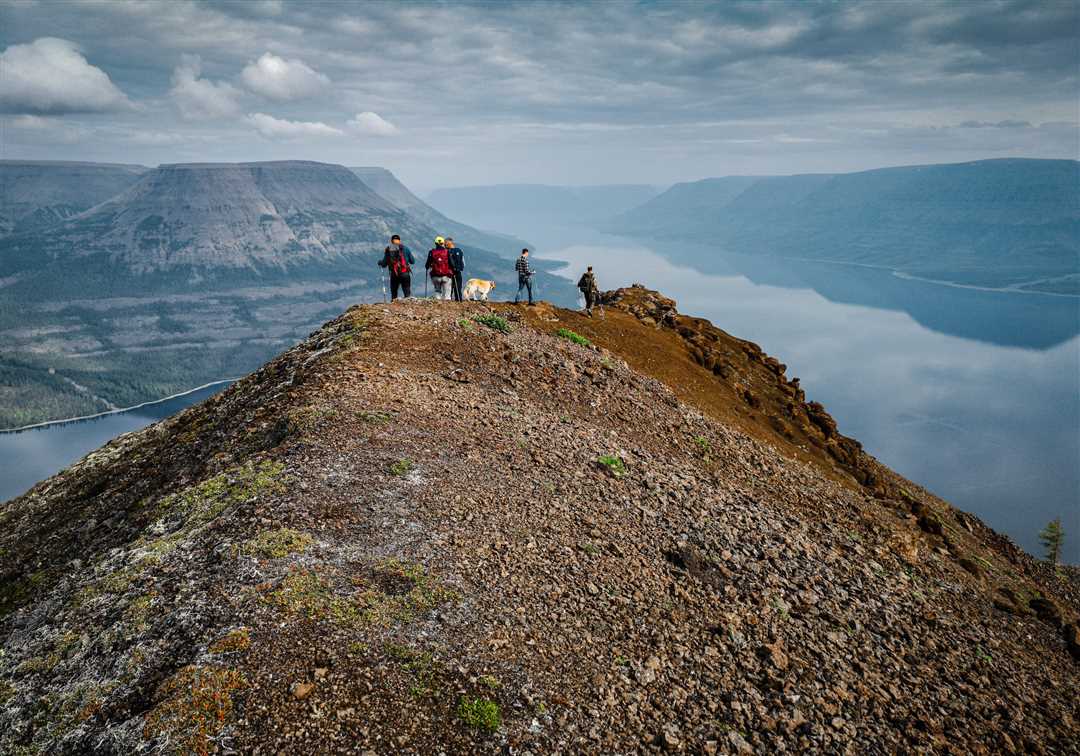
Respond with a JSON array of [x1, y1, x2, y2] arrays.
[[1, 230, 1077, 562], [0, 383, 229, 504]]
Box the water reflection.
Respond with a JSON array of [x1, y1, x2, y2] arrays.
[[536, 233, 1079, 562]]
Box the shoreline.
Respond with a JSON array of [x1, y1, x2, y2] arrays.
[[0, 378, 238, 434]]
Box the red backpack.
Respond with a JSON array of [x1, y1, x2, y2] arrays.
[[390, 248, 410, 276], [429, 247, 451, 277]]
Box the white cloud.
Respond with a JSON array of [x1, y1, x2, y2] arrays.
[[347, 111, 399, 136], [240, 52, 329, 100], [169, 56, 243, 120], [0, 37, 131, 114], [245, 112, 343, 138]]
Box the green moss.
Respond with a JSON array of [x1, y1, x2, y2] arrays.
[[267, 561, 457, 629], [239, 528, 314, 559], [597, 454, 626, 477], [473, 314, 511, 334], [357, 409, 394, 424], [287, 405, 339, 432], [143, 666, 246, 755], [458, 696, 501, 732], [0, 569, 48, 617], [153, 459, 285, 528], [0, 679, 14, 705], [556, 327, 591, 347]]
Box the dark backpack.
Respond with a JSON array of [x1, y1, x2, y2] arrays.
[[429, 247, 451, 277], [389, 247, 410, 276]]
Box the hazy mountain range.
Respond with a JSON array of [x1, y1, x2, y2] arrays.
[[612, 159, 1080, 293], [0, 159, 574, 428]]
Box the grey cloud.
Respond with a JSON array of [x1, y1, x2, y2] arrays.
[[0, 1, 1075, 186], [0, 37, 132, 114]]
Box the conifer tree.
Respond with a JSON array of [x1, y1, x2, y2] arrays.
[[1039, 518, 1064, 565]]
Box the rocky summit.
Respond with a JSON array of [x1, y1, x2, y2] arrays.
[[1, 288, 1077, 755]]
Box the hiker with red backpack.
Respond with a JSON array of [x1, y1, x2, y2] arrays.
[[378, 234, 416, 300], [426, 236, 454, 300]]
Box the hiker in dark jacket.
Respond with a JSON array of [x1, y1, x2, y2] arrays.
[[426, 236, 454, 300], [446, 238, 465, 302], [577, 266, 600, 315], [378, 234, 415, 300], [515, 248, 534, 305]]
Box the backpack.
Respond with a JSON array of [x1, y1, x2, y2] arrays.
[[429, 247, 451, 277], [390, 247, 410, 276]]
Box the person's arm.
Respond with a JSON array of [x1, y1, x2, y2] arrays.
[[378, 247, 388, 267], [405, 246, 415, 265], [425, 250, 433, 270]]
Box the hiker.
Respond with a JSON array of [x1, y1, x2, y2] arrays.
[[577, 266, 600, 315], [426, 236, 454, 300], [447, 238, 465, 302], [515, 248, 534, 305], [378, 234, 415, 300]]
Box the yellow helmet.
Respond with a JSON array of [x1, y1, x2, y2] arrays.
[[434, 236, 445, 245]]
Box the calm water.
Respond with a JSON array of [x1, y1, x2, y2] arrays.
[[2, 231, 1077, 562], [0, 384, 228, 503]]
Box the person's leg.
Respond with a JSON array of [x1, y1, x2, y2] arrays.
[[401, 274, 411, 298], [390, 274, 400, 300], [452, 272, 462, 301], [526, 277, 534, 304], [516, 275, 524, 303]]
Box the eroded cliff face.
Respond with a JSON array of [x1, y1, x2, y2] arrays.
[[1, 293, 1076, 755]]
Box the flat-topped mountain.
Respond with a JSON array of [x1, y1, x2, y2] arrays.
[[0, 289, 1076, 754], [0, 160, 574, 428], [615, 159, 1080, 293], [0, 160, 147, 237]]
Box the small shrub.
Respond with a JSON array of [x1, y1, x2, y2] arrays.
[[597, 455, 626, 478], [457, 317, 475, 332], [693, 435, 711, 456], [208, 628, 251, 654], [473, 313, 511, 334], [389, 458, 413, 476], [458, 696, 501, 732], [143, 666, 246, 755], [556, 327, 591, 347]]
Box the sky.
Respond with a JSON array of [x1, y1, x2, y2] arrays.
[[0, 0, 1077, 191]]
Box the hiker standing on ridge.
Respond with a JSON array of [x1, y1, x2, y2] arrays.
[[515, 248, 534, 305], [378, 234, 415, 300], [426, 236, 454, 300], [447, 238, 465, 302], [577, 266, 600, 316]]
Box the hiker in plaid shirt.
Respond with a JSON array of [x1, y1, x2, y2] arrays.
[[515, 248, 534, 305]]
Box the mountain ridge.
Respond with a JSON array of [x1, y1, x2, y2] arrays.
[[1, 288, 1076, 754]]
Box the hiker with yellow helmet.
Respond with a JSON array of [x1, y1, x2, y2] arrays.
[[426, 236, 454, 300]]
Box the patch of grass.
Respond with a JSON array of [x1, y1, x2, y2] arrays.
[[386, 643, 441, 698], [458, 696, 501, 733], [693, 435, 711, 456], [389, 458, 414, 476], [597, 454, 626, 478], [581, 542, 599, 556], [457, 317, 476, 332], [473, 313, 511, 334], [288, 405, 338, 431], [208, 628, 251, 655], [478, 674, 501, 690], [143, 666, 246, 756], [556, 327, 591, 347], [239, 528, 314, 559]]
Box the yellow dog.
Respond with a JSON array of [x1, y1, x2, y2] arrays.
[[463, 278, 497, 301]]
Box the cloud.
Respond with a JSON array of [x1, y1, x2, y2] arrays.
[[0, 37, 131, 114], [347, 111, 398, 136], [958, 119, 1034, 129], [241, 52, 329, 100], [169, 56, 243, 120], [245, 112, 343, 138]]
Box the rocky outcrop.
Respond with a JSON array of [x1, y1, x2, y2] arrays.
[[0, 297, 1076, 754]]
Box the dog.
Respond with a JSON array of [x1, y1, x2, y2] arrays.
[[463, 278, 497, 301]]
